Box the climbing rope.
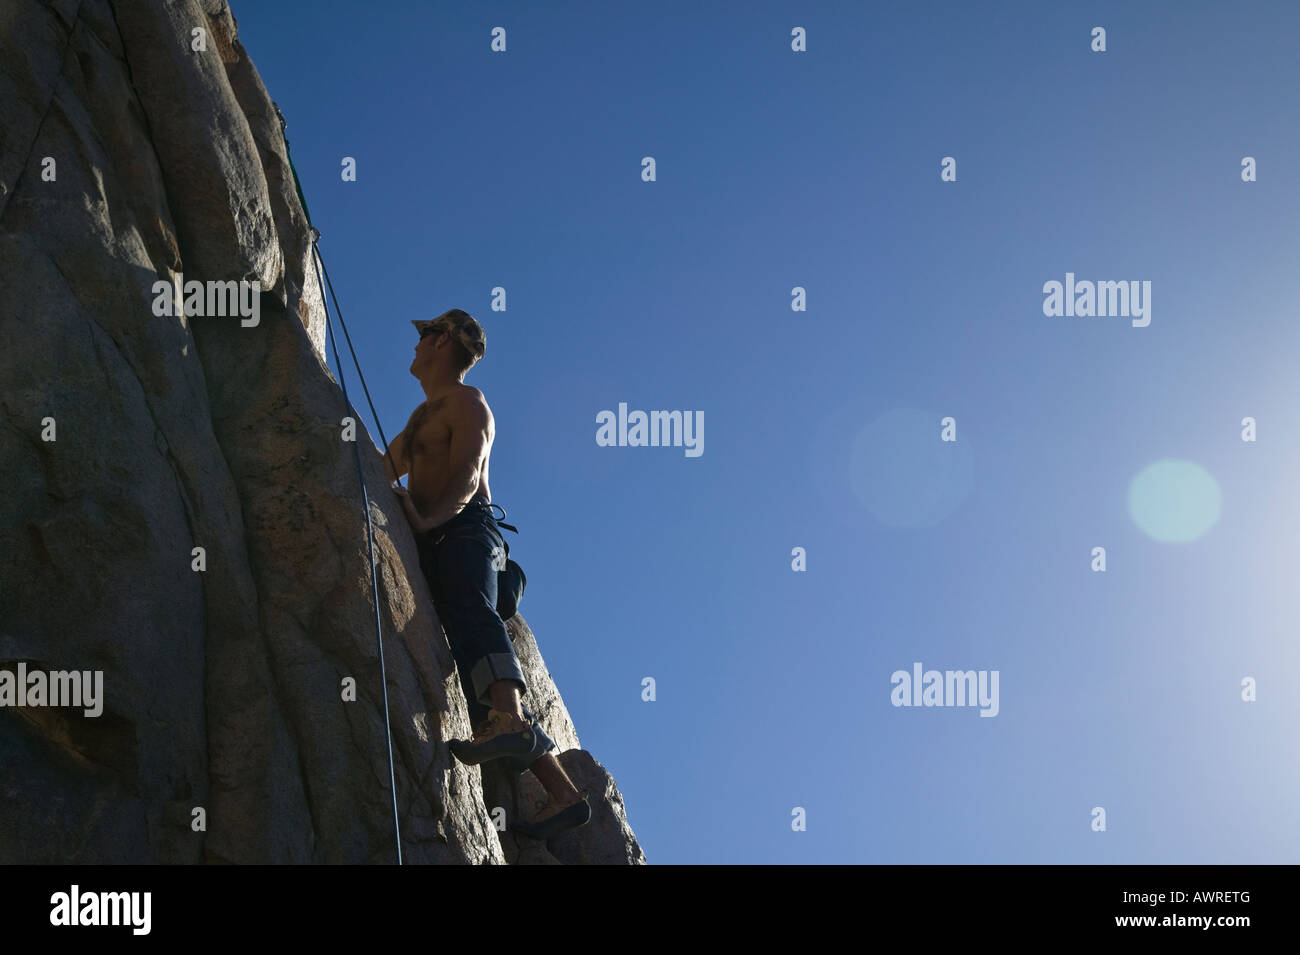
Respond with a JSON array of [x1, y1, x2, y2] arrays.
[[284, 109, 514, 863], [313, 246, 512, 864], [310, 242, 403, 866], [280, 102, 403, 864], [313, 249, 401, 483]]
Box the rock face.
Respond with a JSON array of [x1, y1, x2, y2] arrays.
[[0, 0, 641, 864]]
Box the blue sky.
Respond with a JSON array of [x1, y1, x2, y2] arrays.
[[236, 0, 1300, 863]]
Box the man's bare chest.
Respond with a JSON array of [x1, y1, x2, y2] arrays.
[[405, 398, 452, 466]]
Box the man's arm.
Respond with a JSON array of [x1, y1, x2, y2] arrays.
[[384, 428, 408, 482], [420, 391, 491, 529]]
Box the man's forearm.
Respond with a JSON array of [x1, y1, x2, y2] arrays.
[[383, 429, 408, 483], [382, 448, 402, 483]]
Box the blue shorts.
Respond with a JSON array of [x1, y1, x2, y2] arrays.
[[415, 499, 555, 768]]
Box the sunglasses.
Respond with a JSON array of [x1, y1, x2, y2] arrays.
[[419, 326, 446, 340]]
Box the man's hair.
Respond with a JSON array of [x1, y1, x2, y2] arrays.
[[434, 308, 481, 377], [446, 337, 475, 377]]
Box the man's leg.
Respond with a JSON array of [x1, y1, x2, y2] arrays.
[[488, 679, 525, 722], [529, 751, 583, 807], [487, 682, 581, 804], [424, 508, 590, 836], [426, 508, 533, 761]]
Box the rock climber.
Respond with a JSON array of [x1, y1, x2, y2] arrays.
[[384, 308, 591, 841]]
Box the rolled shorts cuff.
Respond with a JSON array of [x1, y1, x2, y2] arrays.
[[470, 652, 527, 705]]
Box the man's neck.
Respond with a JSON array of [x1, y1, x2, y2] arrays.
[[418, 369, 462, 400]]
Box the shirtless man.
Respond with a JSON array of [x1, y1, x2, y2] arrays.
[[385, 309, 590, 840]]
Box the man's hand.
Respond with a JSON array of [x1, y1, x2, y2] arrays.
[[392, 485, 434, 533]]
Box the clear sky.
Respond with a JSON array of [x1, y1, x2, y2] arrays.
[[235, 0, 1300, 863]]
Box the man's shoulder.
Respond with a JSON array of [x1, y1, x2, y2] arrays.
[[454, 383, 491, 411]]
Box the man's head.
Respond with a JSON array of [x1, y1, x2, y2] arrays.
[[409, 309, 486, 382]]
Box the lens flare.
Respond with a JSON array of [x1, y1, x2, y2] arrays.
[[1128, 459, 1221, 543], [848, 407, 974, 528]]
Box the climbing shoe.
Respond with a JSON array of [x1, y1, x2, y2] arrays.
[[510, 792, 592, 841], [501, 719, 549, 775], [449, 709, 536, 766]]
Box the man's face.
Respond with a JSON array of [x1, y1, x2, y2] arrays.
[[410, 328, 445, 376]]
